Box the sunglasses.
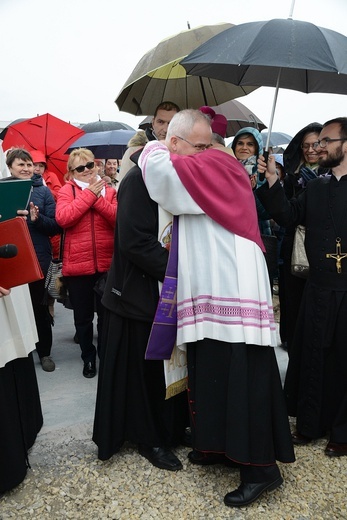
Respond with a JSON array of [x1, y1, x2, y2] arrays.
[[72, 161, 95, 173]]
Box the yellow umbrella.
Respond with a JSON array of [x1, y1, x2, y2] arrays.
[[115, 23, 258, 116]]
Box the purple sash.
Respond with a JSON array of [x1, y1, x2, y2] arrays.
[[145, 216, 178, 360]]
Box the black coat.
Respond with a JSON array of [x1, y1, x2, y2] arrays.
[[102, 157, 168, 322], [257, 174, 347, 439], [28, 174, 61, 274], [257, 174, 347, 286]]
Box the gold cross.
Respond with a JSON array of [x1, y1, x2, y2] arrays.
[[161, 288, 177, 318], [326, 238, 347, 273]]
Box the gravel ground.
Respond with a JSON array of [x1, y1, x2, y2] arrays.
[[1, 420, 347, 519], [1, 298, 347, 519]]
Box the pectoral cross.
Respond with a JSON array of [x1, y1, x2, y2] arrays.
[[326, 238, 347, 273]]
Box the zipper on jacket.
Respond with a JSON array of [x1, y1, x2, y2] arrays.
[[91, 209, 98, 271]]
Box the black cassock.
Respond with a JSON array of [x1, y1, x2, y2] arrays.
[[258, 174, 347, 441], [0, 354, 43, 494]]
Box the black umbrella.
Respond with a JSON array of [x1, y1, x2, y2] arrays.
[[182, 17, 347, 155], [81, 120, 135, 133], [0, 118, 28, 141], [66, 129, 136, 159]]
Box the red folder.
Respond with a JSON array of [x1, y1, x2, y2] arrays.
[[0, 217, 43, 289]]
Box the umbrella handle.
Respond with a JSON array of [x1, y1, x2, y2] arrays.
[[258, 150, 269, 182]]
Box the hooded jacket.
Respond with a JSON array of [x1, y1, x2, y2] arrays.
[[283, 122, 323, 176], [231, 127, 265, 188]]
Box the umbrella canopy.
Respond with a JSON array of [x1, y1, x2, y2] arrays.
[[139, 99, 266, 137], [66, 129, 136, 159], [210, 99, 266, 137], [181, 18, 347, 152], [261, 131, 292, 148], [115, 23, 258, 116], [2, 114, 85, 184], [81, 120, 135, 133], [0, 118, 28, 141]]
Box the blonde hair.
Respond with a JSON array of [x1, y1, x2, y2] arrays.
[[66, 148, 94, 180]]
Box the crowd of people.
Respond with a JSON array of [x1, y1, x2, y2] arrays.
[[1, 105, 347, 509]]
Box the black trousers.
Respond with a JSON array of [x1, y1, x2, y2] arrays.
[[93, 312, 188, 459], [28, 278, 52, 358], [66, 273, 105, 364]]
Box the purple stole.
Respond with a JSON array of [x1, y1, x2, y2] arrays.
[[145, 216, 178, 360]]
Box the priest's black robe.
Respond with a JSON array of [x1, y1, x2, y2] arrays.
[[257, 174, 347, 441], [0, 354, 43, 494]]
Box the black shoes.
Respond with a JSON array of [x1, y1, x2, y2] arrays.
[[224, 477, 283, 507], [138, 444, 182, 471], [325, 441, 347, 457], [292, 431, 312, 445], [188, 449, 239, 468], [83, 361, 96, 378]]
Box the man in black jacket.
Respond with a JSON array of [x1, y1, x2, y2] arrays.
[[93, 143, 188, 471], [257, 117, 347, 457]]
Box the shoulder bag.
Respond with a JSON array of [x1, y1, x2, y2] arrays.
[[291, 225, 309, 278]]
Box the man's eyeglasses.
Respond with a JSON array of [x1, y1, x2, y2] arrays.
[[176, 135, 211, 151], [72, 161, 95, 173], [313, 138, 347, 149]]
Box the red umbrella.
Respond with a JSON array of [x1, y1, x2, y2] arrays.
[[2, 113, 85, 184]]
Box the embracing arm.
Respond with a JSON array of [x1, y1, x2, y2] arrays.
[[139, 141, 203, 215]]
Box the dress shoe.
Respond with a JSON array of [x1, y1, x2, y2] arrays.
[[188, 450, 239, 468], [292, 431, 312, 445], [83, 361, 96, 378], [224, 477, 283, 507], [138, 444, 182, 471], [40, 356, 55, 372], [325, 441, 347, 457]]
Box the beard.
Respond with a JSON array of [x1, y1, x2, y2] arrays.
[[318, 145, 344, 168]]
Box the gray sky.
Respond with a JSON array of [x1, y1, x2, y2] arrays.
[[1, 0, 347, 137]]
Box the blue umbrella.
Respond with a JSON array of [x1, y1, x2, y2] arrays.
[[66, 129, 136, 159]]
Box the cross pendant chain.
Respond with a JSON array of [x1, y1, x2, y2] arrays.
[[326, 238, 347, 273]]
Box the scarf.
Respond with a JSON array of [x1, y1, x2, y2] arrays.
[[74, 175, 105, 197], [171, 148, 265, 252], [145, 208, 187, 398]]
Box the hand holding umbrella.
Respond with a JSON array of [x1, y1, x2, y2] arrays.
[[181, 6, 347, 179]]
